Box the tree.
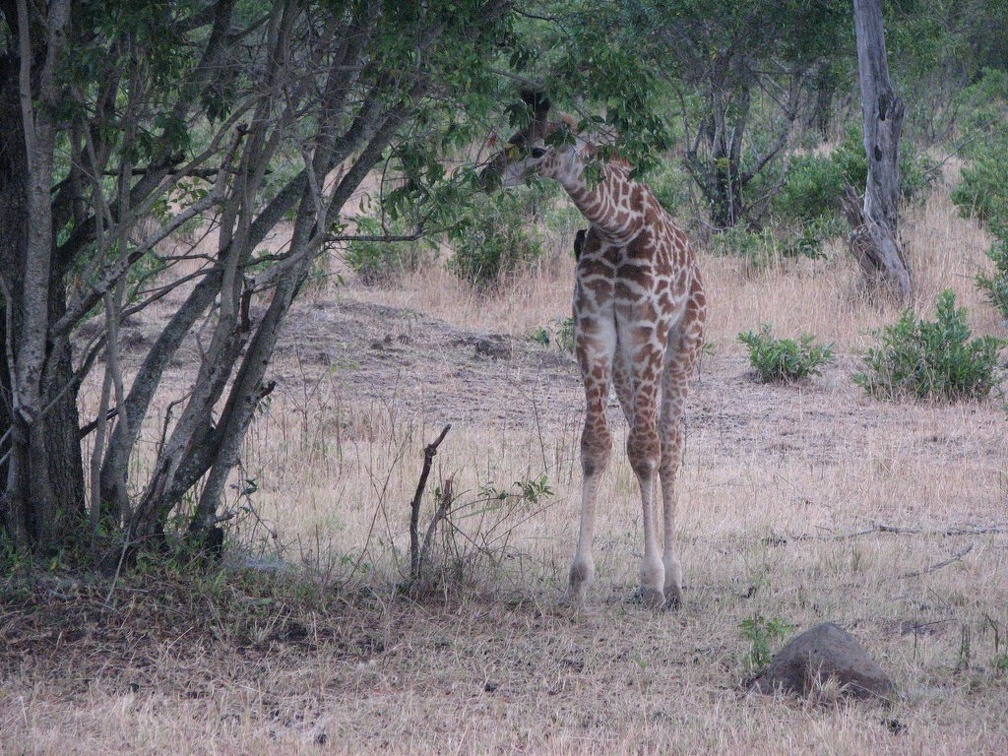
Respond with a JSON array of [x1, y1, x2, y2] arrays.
[[0, 0, 514, 559], [844, 0, 911, 299], [0, 0, 681, 563], [621, 0, 850, 230], [884, 0, 1008, 143]]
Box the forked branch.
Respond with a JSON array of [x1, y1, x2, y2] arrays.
[[408, 424, 451, 581]]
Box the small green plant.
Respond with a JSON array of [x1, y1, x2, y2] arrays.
[[976, 222, 1008, 322], [855, 289, 1004, 401], [530, 317, 575, 353], [530, 326, 551, 347], [738, 324, 834, 382], [740, 615, 795, 674]]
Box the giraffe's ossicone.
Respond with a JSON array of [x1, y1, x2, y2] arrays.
[[480, 92, 706, 609]]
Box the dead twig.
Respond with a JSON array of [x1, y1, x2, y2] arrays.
[[900, 544, 975, 580], [417, 475, 455, 582], [408, 424, 451, 581], [809, 522, 1008, 540]]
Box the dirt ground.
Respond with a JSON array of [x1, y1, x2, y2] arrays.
[[3, 284, 1007, 753]]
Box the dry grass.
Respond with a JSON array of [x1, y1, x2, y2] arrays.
[[3, 184, 1008, 754]]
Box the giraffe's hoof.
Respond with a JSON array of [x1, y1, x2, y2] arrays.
[[663, 582, 684, 611], [662, 592, 683, 611], [568, 559, 593, 604], [628, 585, 666, 610]]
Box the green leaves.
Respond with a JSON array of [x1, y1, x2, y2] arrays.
[[976, 223, 1008, 322], [446, 187, 545, 290], [855, 290, 1004, 402], [738, 324, 834, 383], [740, 614, 795, 674]]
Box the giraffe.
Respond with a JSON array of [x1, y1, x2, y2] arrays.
[[480, 93, 706, 608]]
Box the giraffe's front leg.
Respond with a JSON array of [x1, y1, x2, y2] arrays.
[[569, 393, 612, 603]]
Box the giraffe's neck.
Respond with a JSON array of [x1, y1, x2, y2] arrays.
[[544, 147, 642, 242]]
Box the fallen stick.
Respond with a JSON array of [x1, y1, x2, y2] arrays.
[[809, 523, 1008, 541], [900, 544, 975, 580]]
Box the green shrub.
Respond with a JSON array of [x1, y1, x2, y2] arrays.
[[950, 69, 1008, 224], [774, 126, 936, 226], [951, 150, 1008, 224], [976, 222, 1008, 322], [957, 68, 1008, 153], [780, 217, 842, 260], [774, 146, 855, 224], [712, 224, 832, 268], [710, 227, 783, 270], [855, 289, 1003, 401], [738, 324, 834, 383], [345, 216, 427, 285], [446, 189, 543, 290]]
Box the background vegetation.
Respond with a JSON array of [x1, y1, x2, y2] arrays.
[[2, 1, 1007, 751]]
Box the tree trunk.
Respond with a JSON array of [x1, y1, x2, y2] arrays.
[[846, 0, 911, 299], [0, 0, 514, 563], [0, 0, 85, 553]]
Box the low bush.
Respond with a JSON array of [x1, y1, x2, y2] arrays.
[[855, 289, 1003, 401], [345, 216, 428, 286], [738, 324, 834, 383], [446, 189, 544, 290], [976, 222, 1008, 322]]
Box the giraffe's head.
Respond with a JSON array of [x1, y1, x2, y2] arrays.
[[478, 91, 580, 190]]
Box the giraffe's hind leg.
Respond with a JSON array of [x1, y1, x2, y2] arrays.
[[615, 317, 667, 609], [614, 346, 665, 608], [659, 292, 706, 609]]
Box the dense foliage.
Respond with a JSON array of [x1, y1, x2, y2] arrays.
[[738, 325, 834, 383], [0, 0, 524, 557], [855, 290, 1003, 401]]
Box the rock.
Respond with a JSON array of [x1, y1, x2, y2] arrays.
[[752, 622, 897, 700]]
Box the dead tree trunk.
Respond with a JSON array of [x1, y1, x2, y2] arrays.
[[845, 0, 910, 300]]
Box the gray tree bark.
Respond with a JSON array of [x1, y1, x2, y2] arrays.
[[845, 0, 911, 299]]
